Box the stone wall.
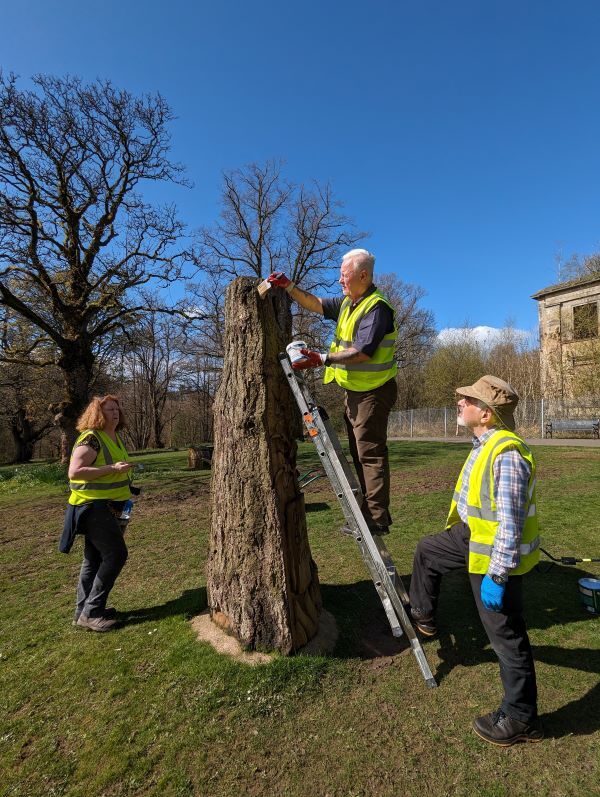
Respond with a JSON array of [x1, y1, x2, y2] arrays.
[[535, 278, 600, 400]]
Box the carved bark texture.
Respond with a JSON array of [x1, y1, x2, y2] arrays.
[[207, 277, 321, 653]]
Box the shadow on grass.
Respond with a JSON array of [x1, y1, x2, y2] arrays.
[[305, 502, 331, 512], [414, 564, 600, 738], [320, 580, 411, 660], [123, 587, 207, 626], [118, 568, 598, 738], [322, 563, 599, 737], [536, 650, 600, 739]]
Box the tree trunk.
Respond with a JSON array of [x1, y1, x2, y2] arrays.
[[8, 409, 50, 463], [54, 346, 95, 463], [152, 405, 165, 449], [207, 277, 321, 654]]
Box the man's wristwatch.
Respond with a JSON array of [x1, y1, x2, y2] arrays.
[[490, 574, 508, 586]]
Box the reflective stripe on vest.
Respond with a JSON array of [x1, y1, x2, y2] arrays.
[[69, 479, 131, 491], [469, 537, 541, 557], [323, 289, 397, 391], [446, 430, 540, 575], [68, 429, 131, 505]]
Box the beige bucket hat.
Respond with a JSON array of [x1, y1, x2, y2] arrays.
[[456, 375, 519, 431]]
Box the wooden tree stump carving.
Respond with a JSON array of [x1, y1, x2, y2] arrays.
[[207, 277, 322, 653]]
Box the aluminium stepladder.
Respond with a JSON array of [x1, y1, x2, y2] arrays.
[[279, 353, 437, 688]]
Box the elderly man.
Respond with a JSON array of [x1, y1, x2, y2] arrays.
[[409, 375, 543, 746], [268, 249, 398, 535]]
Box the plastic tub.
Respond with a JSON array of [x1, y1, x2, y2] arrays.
[[578, 578, 600, 614]]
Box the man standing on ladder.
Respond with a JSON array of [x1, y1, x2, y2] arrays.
[[267, 248, 398, 536], [409, 376, 543, 746]]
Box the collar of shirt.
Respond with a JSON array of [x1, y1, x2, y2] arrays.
[[471, 427, 499, 449], [350, 283, 377, 310], [456, 426, 499, 523]]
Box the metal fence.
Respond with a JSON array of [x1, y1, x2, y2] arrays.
[[389, 396, 600, 439]]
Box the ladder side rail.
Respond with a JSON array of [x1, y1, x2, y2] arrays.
[[296, 399, 416, 631], [281, 359, 410, 611], [373, 536, 410, 605], [280, 356, 437, 687]]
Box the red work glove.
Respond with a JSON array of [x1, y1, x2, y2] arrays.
[[267, 271, 295, 292], [291, 349, 327, 370]]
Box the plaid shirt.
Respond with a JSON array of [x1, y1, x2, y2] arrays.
[[456, 428, 531, 579]]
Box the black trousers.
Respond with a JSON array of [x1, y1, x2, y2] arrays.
[[75, 503, 128, 619], [409, 522, 538, 722]]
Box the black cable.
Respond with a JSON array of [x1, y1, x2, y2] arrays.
[[540, 547, 600, 565], [536, 547, 600, 574]]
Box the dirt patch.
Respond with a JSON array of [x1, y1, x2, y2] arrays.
[[191, 608, 339, 664], [390, 466, 456, 496], [142, 484, 210, 505], [356, 613, 412, 663], [298, 609, 339, 655]]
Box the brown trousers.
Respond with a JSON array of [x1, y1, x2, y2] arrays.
[[344, 378, 398, 527]]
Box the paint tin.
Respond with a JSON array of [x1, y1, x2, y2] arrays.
[[578, 577, 600, 614], [286, 340, 308, 366]]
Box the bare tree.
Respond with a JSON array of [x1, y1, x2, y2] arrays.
[[423, 329, 486, 406], [0, 73, 189, 458], [556, 250, 600, 282], [0, 366, 58, 462], [375, 273, 436, 409], [0, 312, 60, 461], [191, 161, 366, 351], [485, 326, 541, 402], [123, 297, 188, 448]]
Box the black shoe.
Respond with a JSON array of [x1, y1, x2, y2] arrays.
[[368, 524, 389, 536], [473, 709, 544, 747], [410, 608, 437, 637]]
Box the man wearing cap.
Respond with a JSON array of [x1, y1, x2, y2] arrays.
[[267, 249, 397, 536], [409, 375, 543, 746]]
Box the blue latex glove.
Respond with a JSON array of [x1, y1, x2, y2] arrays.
[[481, 575, 505, 611]]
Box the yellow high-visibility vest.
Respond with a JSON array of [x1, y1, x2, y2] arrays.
[[446, 429, 540, 575], [68, 429, 131, 505], [323, 289, 397, 391]]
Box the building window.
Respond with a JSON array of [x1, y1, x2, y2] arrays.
[[573, 302, 598, 340]]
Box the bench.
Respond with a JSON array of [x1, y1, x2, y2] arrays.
[[545, 419, 600, 438]]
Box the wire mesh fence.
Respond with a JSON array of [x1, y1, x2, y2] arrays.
[[389, 396, 600, 439]]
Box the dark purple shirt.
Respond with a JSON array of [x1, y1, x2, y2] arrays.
[[321, 285, 394, 357]]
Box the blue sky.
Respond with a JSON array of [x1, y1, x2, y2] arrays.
[[2, 0, 600, 335]]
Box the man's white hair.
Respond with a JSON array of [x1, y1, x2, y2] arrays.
[[342, 248, 375, 277]]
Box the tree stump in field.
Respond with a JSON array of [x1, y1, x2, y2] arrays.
[[188, 446, 213, 470], [207, 277, 322, 653]]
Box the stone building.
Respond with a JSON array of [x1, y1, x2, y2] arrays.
[[532, 273, 600, 400]]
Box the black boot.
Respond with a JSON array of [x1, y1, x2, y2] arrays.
[[473, 709, 543, 747]]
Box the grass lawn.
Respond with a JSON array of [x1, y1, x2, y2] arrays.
[[1, 442, 599, 797]]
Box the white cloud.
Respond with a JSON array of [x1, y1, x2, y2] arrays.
[[437, 326, 531, 348]]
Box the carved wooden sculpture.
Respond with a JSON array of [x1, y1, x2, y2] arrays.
[[207, 277, 321, 652]]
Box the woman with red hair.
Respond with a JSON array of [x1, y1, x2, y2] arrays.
[[60, 395, 134, 632]]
